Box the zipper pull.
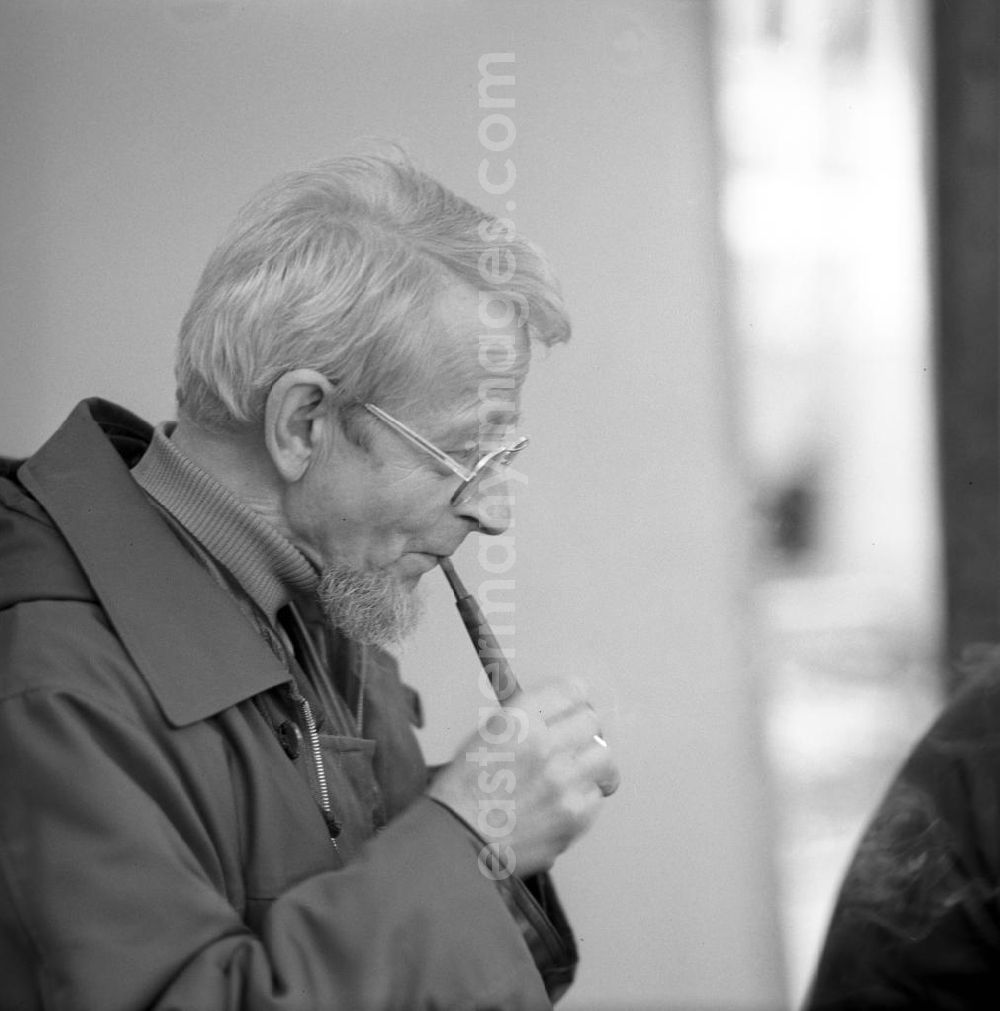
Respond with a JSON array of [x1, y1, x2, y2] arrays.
[[324, 811, 342, 839]]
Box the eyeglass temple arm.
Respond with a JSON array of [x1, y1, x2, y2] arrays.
[[363, 404, 474, 481], [439, 557, 519, 702]]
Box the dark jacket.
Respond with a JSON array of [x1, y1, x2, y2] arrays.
[[806, 671, 1000, 1009], [0, 399, 576, 1011]]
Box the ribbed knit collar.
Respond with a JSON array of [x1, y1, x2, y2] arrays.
[[131, 424, 319, 621]]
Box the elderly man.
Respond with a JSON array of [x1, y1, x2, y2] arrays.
[[0, 154, 619, 1009]]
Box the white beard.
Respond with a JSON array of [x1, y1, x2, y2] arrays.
[[315, 564, 425, 646]]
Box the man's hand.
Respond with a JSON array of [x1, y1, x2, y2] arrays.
[[426, 680, 621, 879]]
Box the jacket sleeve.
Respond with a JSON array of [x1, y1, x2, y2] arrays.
[[0, 625, 564, 1010], [805, 683, 1000, 1009]]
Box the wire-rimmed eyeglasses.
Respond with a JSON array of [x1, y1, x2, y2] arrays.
[[363, 403, 528, 506]]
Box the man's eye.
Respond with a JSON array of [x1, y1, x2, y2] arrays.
[[445, 445, 480, 466]]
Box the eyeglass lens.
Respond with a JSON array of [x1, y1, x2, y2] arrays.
[[452, 444, 524, 506]]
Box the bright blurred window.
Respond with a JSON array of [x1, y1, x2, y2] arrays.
[[713, 0, 943, 1003]]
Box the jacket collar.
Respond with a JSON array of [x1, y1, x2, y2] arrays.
[[19, 399, 289, 727]]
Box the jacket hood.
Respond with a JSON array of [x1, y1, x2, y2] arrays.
[[0, 400, 153, 611]]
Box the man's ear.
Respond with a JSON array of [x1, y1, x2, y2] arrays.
[[263, 369, 337, 483]]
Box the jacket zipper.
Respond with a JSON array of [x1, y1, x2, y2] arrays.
[[284, 666, 341, 849]]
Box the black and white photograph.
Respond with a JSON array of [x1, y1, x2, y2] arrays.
[[0, 2, 993, 1008]]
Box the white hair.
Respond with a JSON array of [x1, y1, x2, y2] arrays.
[[174, 152, 570, 435]]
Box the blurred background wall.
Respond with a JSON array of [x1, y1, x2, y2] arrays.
[[3, 0, 974, 1008]]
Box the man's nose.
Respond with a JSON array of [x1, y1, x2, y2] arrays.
[[456, 481, 513, 535]]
